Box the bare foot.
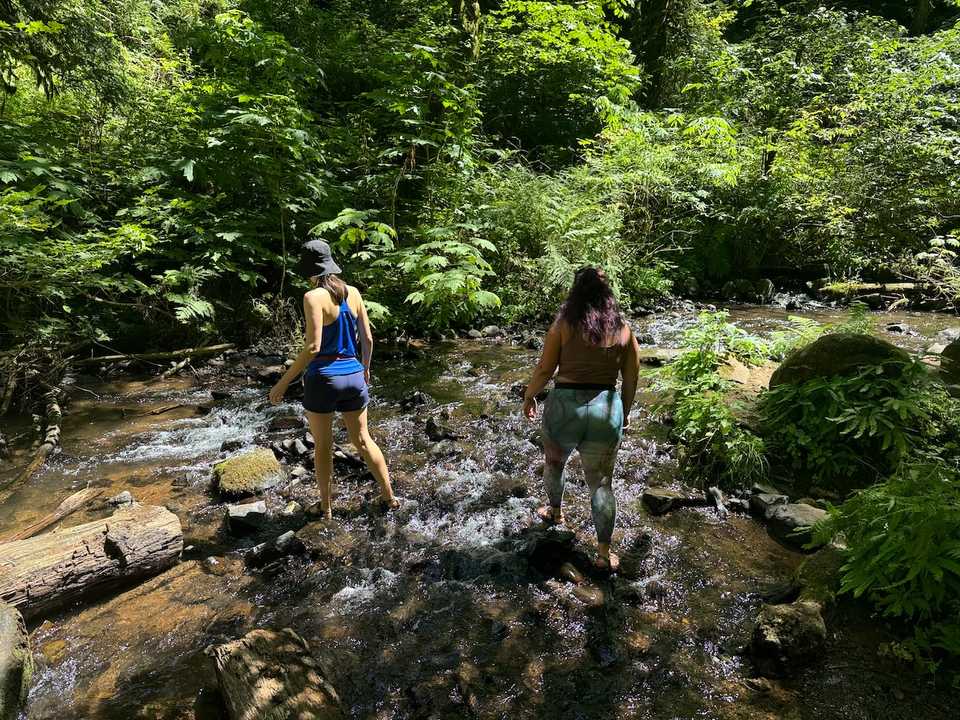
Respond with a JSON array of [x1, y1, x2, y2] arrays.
[[378, 495, 401, 511], [594, 552, 620, 573], [536, 505, 564, 526], [307, 501, 333, 521]]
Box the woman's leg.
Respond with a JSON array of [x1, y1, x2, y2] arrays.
[[306, 410, 334, 519], [541, 438, 573, 522], [579, 390, 624, 567], [342, 407, 397, 505]]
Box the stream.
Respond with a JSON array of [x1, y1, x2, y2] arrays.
[[1, 303, 959, 720]]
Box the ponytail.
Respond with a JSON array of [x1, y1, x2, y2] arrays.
[[316, 274, 348, 303]]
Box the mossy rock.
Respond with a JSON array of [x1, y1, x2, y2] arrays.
[[769, 333, 911, 388], [0, 603, 32, 720], [795, 544, 845, 607], [941, 338, 960, 396], [213, 448, 283, 498]]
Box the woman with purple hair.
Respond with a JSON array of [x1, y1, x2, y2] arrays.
[[522, 267, 641, 571]]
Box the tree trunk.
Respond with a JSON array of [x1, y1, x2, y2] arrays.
[[911, 0, 931, 35], [0, 504, 182, 621], [214, 628, 343, 720]]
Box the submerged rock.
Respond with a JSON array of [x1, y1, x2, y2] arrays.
[[750, 601, 827, 677], [766, 503, 828, 549], [296, 521, 356, 564], [0, 603, 32, 720], [642, 486, 707, 515], [213, 448, 283, 497], [246, 531, 305, 567], [769, 333, 911, 388]]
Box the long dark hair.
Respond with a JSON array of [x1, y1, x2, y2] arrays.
[[557, 267, 624, 345], [315, 273, 348, 303]]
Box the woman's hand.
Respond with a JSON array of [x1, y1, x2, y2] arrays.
[[522, 395, 538, 421], [269, 380, 289, 405]]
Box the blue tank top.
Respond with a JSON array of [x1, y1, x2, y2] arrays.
[[305, 296, 364, 377]]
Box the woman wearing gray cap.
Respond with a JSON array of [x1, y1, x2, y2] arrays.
[[269, 240, 399, 518]]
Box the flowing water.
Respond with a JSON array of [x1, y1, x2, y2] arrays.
[[1, 304, 959, 720]]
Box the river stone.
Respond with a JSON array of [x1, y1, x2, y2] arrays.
[[750, 493, 789, 518], [108, 490, 135, 507], [0, 603, 32, 720], [226, 501, 268, 533], [755, 279, 775, 303], [795, 545, 845, 606], [766, 503, 828, 549], [642, 487, 706, 515], [769, 333, 911, 388], [750, 601, 827, 677], [296, 522, 356, 564], [481, 325, 503, 337], [940, 338, 960, 395], [467, 329, 483, 339], [268, 415, 303, 432], [214, 448, 282, 497]]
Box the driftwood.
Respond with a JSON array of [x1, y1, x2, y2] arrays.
[[0, 488, 103, 543], [0, 385, 63, 503], [73, 343, 235, 367], [213, 628, 343, 720], [0, 504, 182, 621]]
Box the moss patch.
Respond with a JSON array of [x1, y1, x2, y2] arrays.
[[213, 448, 283, 497]]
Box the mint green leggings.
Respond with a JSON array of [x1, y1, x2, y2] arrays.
[[542, 387, 623, 543]]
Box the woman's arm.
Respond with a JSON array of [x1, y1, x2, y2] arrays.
[[619, 328, 641, 428], [355, 290, 374, 383], [269, 291, 323, 404], [523, 321, 562, 419]]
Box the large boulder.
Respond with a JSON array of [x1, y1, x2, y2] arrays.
[[214, 448, 283, 497], [0, 603, 32, 720], [941, 338, 960, 396], [766, 503, 828, 549], [750, 600, 827, 677], [769, 333, 911, 388]]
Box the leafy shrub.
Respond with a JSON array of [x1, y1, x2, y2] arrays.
[[813, 462, 960, 669], [655, 312, 768, 488], [760, 354, 956, 494]]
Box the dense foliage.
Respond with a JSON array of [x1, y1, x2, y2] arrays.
[[2, 0, 959, 364]]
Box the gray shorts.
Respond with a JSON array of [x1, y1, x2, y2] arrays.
[[303, 370, 368, 414]]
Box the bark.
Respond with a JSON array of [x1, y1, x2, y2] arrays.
[[0, 504, 182, 621], [214, 628, 343, 720], [73, 343, 235, 367], [0, 488, 103, 543], [911, 0, 932, 35]]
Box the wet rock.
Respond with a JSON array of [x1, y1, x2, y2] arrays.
[[770, 333, 911, 388], [428, 440, 461, 458], [213, 448, 283, 497], [490, 476, 529, 502], [635, 332, 656, 345], [333, 445, 364, 468], [0, 603, 32, 720], [296, 521, 356, 564], [750, 601, 826, 677], [636, 348, 682, 366], [750, 493, 789, 518], [885, 322, 909, 334], [940, 338, 960, 395], [642, 486, 707, 515], [220, 439, 244, 453], [558, 562, 586, 585], [108, 490, 134, 507], [210, 389, 231, 401], [246, 531, 306, 567], [573, 584, 605, 608], [282, 501, 303, 517], [467, 329, 483, 339], [213, 628, 341, 720], [795, 544, 844, 606], [936, 327, 960, 343], [481, 325, 504, 338], [426, 416, 461, 442], [226, 501, 268, 534], [523, 335, 542, 350], [755, 278, 776, 303], [256, 365, 285, 384], [926, 342, 947, 355], [290, 465, 310, 480], [727, 497, 750, 512], [268, 415, 303, 432], [399, 390, 430, 410], [766, 503, 828, 549]]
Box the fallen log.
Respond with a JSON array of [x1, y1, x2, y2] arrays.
[[73, 343, 235, 367], [0, 504, 182, 621], [0, 488, 103, 543], [213, 628, 343, 720]]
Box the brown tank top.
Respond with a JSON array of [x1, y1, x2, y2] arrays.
[[556, 322, 631, 386]]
